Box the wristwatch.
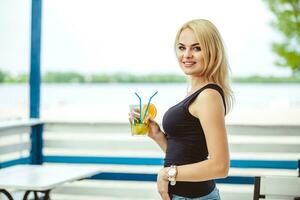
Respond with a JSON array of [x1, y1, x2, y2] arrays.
[[167, 165, 177, 186]]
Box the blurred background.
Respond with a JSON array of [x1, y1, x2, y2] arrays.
[[1, 1, 299, 200], [0, 0, 299, 124]]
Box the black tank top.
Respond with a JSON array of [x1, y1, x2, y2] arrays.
[[162, 83, 226, 198]]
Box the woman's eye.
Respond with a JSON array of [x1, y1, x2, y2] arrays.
[[193, 46, 201, 51], [178, 46, 185, 51]]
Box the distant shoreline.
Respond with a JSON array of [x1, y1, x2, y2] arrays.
[[0, 72, 299, 84]]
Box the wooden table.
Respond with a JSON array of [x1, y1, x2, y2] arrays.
[[0, 164, 100, 200]]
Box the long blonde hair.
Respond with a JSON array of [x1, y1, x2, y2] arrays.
[[175, 19, 234, 114]]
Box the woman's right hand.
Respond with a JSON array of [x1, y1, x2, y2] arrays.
[[146, 117, 165, 141], [129, 107, 165, 142]]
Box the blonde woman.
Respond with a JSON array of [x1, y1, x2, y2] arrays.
[[130, 19, 233, 200]]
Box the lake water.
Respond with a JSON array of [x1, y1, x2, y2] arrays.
[[1, 83, 300, 124]]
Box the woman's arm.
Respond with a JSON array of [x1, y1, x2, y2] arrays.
[[152, 130, 167, 153], [130, 109, 167, 153], [161, 89, 230, 182], [147, 118, 167, 153]]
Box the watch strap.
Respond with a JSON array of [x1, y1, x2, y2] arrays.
[[168, 165, 177, 185]]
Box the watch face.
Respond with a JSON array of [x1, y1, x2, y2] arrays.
[[168, 168, 176, 176]]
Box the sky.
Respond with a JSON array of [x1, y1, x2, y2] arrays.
[[0, 0, 292, 77]]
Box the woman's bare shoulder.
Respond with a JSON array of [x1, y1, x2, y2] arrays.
[[192, 88, 225, 117]]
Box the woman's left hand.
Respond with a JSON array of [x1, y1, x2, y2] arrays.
[[157, 168, 171, 200]]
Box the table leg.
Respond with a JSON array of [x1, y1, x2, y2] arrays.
[[34, 191, 39, 199], [0, 189, 14, 200], [23, 190, 51, 200], [23, 191, 30, 200], [43, 190, 50, 200]]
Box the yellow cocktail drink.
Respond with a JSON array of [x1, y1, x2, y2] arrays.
[[131, 122, 149, 136], [129, 103, 157, 136]]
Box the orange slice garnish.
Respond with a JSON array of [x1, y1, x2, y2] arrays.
[[142, 103, 157, 120]]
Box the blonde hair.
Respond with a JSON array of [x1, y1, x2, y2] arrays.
[[175, 19, 234, 114]]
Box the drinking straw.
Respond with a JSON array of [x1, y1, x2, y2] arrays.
[[142, 91, 158, 121], [134, 92, 142, 123]]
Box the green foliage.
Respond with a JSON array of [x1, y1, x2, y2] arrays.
[[233, 75, 300, 83], [0, 70, 5, 82], [1, 70, 300, 83], [264, 0, 300, 74], [16, 73, 28, 83], [43, 72, 85, 83], [90, 73, 186, 83], [0, 70, 28, 83]]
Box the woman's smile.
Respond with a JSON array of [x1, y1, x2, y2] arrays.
[[182, 61, 197, 67]]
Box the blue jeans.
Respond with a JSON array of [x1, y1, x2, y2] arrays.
[[172, 187, 221, 200]]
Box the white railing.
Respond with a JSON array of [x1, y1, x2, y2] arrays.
[[1, 120, 299, 200], [0, 119, 41, 165], [43, 122, 300, 160], [43, 121, 300, 200]]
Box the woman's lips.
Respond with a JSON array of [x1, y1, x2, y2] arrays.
[[183, 61, 196, 67]]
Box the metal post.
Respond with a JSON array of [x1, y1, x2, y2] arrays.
[[30, 0, 42, 119], [30, 124, 44, 164], [298, 160, 300, 178], [30, 0, 43, 164]]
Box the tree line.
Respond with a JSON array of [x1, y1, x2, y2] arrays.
[[0, 71, 186, 83], [0, 70, 300, 83]]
